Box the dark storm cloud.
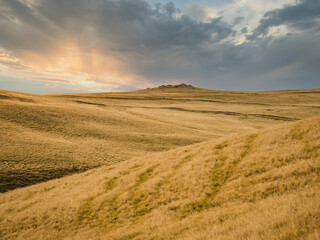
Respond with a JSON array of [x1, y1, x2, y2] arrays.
[[93, 0, 234, 49], [241, 27, 248, 34], [0, 0, 233, 52], [129, 27, 320, 88], [232, 16, 244, 25], [248, 0, 320, 40]]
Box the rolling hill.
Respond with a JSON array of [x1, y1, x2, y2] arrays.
[[0, 115, 319, 239], [1, 87, 320, 192]]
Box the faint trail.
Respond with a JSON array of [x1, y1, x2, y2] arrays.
[[72, 99, 299, 122], [162, 107, 300, 121], [73, 100, 106, 106], [71, 96, 320, 110], [121, 108, 220, 136]]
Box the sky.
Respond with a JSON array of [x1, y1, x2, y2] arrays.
[[0, 0, 319, 93]]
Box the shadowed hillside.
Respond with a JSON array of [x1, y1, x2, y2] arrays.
[[1, 87, 320, 192], [0, 116, 319, 239]]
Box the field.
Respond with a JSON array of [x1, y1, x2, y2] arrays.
[[0, 86, 320, 239], [1, 86, 319, 192]]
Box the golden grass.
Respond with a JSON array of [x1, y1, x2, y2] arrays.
[[1, 87, 320, 192], [0, 115, 319, 239]]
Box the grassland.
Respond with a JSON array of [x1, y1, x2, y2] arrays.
[[1, 87, 319, 192], [0, 114, 319, 239]]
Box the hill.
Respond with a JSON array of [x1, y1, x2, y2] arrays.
[[1, 87, 320, 192], [0, 116, 319, 239]]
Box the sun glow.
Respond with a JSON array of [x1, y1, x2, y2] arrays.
[[0, 43, 143, 92]]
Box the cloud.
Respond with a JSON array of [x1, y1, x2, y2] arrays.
[[247, 0, 320, 40], [0, 0, 319, 92], [0, 0, 59, 54], [36, 77, 70, 83], [0, 0, 233, 87]]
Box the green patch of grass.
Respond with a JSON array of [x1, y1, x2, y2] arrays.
[[120, 170, 130, 176], [290, 126, 308, 140], [76, 197, 97, 225], [130, 191, 157, 218], [240, 134, 257, 159], [42, 186, 56, 192], [181, 134, 257, 217], [105, 177, 118, 191], [130, 164, 142, 169], [303, 144, 319, 157], [117, 231, 143, 240], [215, 141, 228, 150], [173, 154, 194, 170], [17, 201, 37, 212], [136, 165, 158, 186], [180, 199, 221, 218], [126, 165, 161, 218], [106, 196, 120, 224]]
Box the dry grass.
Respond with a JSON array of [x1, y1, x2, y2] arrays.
[[1, 87, 320, 192], [0, 115, 319, 239]]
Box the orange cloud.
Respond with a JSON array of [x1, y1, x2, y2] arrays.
[[1, 41, 144, 90]]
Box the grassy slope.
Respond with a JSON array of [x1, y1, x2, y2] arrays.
[[0, 89, 213, 192], [1, 87, 319, 192], [0, 116, 319, 239]]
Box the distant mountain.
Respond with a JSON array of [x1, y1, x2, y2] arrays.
[[158, 83, 195, 89]]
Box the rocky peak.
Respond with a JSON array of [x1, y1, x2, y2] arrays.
[[158, 83, 194, 89]]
